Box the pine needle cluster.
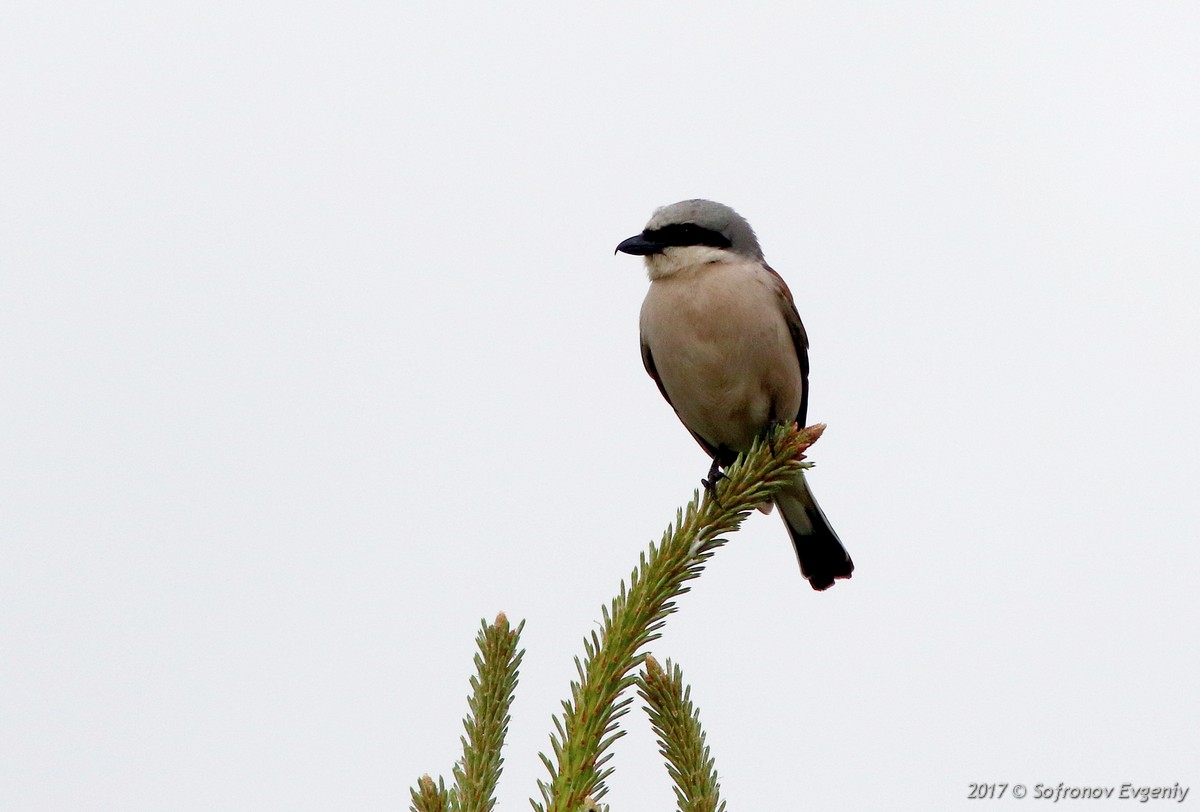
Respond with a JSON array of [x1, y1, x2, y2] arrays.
[[411, 615, 524, 812], [637, 656, 726, 812]]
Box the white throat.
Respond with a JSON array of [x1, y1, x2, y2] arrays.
[[644, 245, 737, 280]]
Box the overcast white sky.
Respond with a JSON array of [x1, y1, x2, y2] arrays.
[[3, 2, 1199, 810]]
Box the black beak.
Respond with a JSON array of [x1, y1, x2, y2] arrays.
[[615, 232, 664, 256]]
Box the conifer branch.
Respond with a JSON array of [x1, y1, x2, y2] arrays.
[[410, 613, 525, 812], [454, 612, 525, 812], [637, 655, 727, 812], [532, 422, 824, 812]]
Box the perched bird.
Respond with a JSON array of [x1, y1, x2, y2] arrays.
[[616, 199, 853, 590]]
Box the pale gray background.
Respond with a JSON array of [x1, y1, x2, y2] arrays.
[[3, 2, 1198, 810]]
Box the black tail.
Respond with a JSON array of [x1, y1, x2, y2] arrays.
[[774, 472, 853, 591]]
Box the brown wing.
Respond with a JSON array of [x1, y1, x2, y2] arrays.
[[640, 335, 722, 460], [764, 263, 811, 427]]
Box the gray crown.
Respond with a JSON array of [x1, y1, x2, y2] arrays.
[[645, 199, 764, 260]]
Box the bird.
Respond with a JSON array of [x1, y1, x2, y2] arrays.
[[616, 199, 853, 591]]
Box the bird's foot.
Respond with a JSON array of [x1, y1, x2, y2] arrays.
[[762, 419, 794, 456], [701, 458, 726, 507]]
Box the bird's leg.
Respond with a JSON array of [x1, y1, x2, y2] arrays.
[[701, 456, 726, 507]]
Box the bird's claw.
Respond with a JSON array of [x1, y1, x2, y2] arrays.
[[701, 458, 726, 507], [763, 419, 793, 456]]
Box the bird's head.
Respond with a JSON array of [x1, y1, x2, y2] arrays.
[[615, 199, 763, 279]]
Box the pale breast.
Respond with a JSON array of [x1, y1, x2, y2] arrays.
[[640, 259, 804, 453]]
